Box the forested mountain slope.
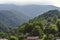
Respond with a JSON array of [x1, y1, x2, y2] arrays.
[[17, 10, 60, 40], [0, 10, 28, 27]]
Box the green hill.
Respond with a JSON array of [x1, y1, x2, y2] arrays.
[[0, 10, 28, 27], [17, 10, 60, 40]]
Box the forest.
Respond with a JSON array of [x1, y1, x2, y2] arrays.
[[0, 10, 60, 40]]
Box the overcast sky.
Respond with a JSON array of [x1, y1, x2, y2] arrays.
[[0, 0, 60, 7]]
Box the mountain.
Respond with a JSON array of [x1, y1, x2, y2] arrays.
[[0, 4, 60, 29], [17, 10, 60, 40], [0, 10, 28, 27], [0, 4, 60, 18], [18, 5, 60, 18], [37, 10, 60, 20], [0, 10, 60, 40], [18, 10, 60, 34], [0, 22, 10, 32]]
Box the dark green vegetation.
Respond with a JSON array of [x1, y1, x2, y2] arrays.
[[16, 10, 60, 40], [0, 4, 60, 32], [0, 10, 60, 40], [0, 10, 28, 32], [0, 10, 27, 27]]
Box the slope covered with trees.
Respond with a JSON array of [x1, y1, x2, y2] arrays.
[[16, 10, 60, 40], [0, 10, 28, 27], [1, 10, 60, 40]]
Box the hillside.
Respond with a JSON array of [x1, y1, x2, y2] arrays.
[[0, 4, 60, 32], [0, 10, 28, 27], [0, 4, 59, 18], [16, 10, 60, 40], [35, 10, 60, 20], [0, 4, 59, 27], [19, 5, 59, 18], [0, 22, 10, 32], [0, 10, 60, 40]]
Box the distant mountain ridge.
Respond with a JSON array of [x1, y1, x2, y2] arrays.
[[0, 4, 59, 18], [0, 4, 60, 28], [34, 10, 60, 20], [0, 10, 28, 27], [0, 4, 60, 32]]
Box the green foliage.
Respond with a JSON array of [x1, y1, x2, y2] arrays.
[[57, 19, 60, 32], [49, 24, 58, 32], [18, 33, 26, 40], [1, 10, 60, 40], [53, 16, 58, 24], [16, 10, 60, 40], [9, 35, 18, 40], [31, 25, 43, 38]]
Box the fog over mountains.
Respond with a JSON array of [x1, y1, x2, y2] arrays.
[[0, 4, 60, 28], [0, 4, 59, 17]]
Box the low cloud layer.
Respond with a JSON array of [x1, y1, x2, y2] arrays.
[[0, 0, 60, 7]]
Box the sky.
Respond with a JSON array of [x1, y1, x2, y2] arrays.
[[0, 0, 60, 7]]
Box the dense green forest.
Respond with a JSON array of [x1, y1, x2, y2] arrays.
[[0, 10, 60, 40]]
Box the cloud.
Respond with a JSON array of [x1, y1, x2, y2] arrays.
[[51, 0, 60, 7], [0, 0, 60, 7]]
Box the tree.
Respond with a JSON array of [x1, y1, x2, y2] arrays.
[[31, 25, 43, 38], [53, 16, 58, 24], [49, 24, 58, 34], [24, 22, 33, 33], [56, 19, 60, 32], [43, 34, 55, 40], [17, 33, 26, 40], [44, 24, 58, 35], [9, 35, 18, 40]]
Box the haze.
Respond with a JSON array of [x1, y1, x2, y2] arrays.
[[0, 0, 60, 7]]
